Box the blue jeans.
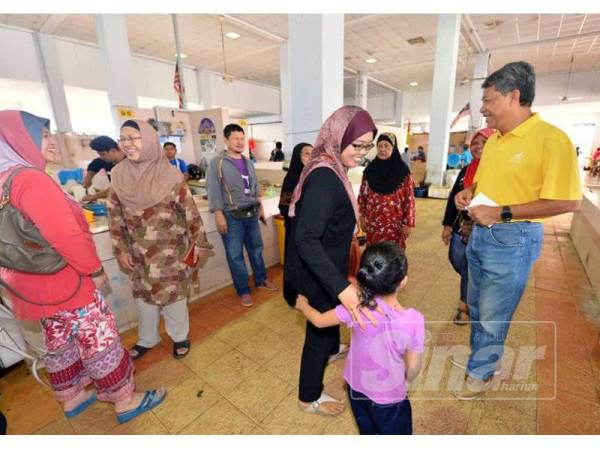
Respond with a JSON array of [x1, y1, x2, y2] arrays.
[[347, 385, 412, 435], [465, 222, 543, 381], [449, 231, 469, 302], [221, 211, 267, 296]]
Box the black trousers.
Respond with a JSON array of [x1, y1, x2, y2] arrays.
[[347, 386, 413, 435], [298, 319, 340, 402], [283, 217, 297, 307], [0, 410, 7, 435]]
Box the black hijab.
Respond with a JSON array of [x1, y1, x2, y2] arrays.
[[279, 142, 311, 217], [364, 132, 411, 195]]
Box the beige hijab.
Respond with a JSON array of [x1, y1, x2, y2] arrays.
[[111, 120, 184, 212]]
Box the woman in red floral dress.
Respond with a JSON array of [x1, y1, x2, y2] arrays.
[[358, 132, 415, 249]]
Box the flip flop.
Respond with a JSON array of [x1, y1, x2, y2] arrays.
[[116, 388, 167, 424], [173, 340, 191, 359], [129, 345, 153, 361], [299, 392, 345, 416], [64, 392, 97, 418], [453, 308, 470, 326]]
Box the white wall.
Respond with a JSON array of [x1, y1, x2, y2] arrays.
[[2, 24, 600, 144], [367, 70, 600, 126], [0, 27, 42, 82], [0, 25, 280, 135], [203, 74, 280, 115]]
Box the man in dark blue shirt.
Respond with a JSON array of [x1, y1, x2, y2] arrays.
[[163, 141, 188, 179], [82, 136, 125, 202]]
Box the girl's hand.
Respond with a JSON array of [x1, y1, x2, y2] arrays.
[[295, 294, 308, 310]]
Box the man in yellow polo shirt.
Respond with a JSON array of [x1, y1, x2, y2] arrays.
[[453, 61, 581, 400]]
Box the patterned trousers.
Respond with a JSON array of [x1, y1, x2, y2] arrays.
[[41, 292, 135, 403]]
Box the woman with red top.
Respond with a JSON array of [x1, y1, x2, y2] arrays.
[[441, 128, 494, 325], [358, 132, 415, 249], [0, 110, 165, 424]]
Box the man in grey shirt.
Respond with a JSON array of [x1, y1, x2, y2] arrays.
[[401, 146, 412, 168], [206, 123, 278, 307]]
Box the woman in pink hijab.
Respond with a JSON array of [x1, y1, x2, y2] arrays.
[[286, 105, 379, 416], [0, 110, 165, 424]]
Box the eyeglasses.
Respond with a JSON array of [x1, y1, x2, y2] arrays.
[[351, 142, 374, 151], [118, 136, 142, 144]]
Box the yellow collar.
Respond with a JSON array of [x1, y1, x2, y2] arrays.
[[500, 112, 540, 138]]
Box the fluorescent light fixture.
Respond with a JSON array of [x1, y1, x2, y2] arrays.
[[365, 57, 377, 64], [225, 31, 241, 39], [409, 81, 419, 87], [174, 53, 188, 59]]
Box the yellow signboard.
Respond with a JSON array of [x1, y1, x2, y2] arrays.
[[117, 107, 134, 118]]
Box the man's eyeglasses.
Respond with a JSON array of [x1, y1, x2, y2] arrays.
[[118, 136, 142, 144], [351, 142, 374, 151]]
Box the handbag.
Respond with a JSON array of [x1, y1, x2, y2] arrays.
[[0, 167, 82, 306], [348, 228, 367, 278], [216, 155, 260, 220], [456, 211, 474, 244], [183, 242, 198, 268], [0, 167, 66, 274]]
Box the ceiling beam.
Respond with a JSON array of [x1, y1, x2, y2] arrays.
[[490, 29, 600, 52], [39, 14, 69, 34], [461, 14, 486, 54], [216, 14, 403, 92], [345, 14, 379, 27], [203, 44, 280, 70]]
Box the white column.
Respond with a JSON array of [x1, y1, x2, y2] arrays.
[[95, 14, 138, 133], [195, 68, 213, 110], [394, 91, 407, 145], [287, 14, 345, 147], [426, 14, 461, 186], [394, 91, 404, 127], [469, 51, 490, 131], [280, 42, 294, 157], [33, 33, 72, 133], [355, 71, 368, 109]]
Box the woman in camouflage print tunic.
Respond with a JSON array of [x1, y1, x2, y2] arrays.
[[108, 120, 211, 360]]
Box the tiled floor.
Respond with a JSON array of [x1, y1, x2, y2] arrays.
[[1, 198, 599, 434]]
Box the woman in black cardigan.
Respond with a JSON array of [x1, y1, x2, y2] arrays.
[[279, 142, 313, 306], [285, 105, 378, 416], [441, 128, 493, 325]]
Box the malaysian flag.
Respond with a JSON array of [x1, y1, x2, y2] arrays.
[[174, 61, 184, 109], [450, 102, 470, 129]]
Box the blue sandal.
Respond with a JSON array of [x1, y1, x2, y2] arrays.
[[116, 389, 167, 424], [64, 393, 97, 418]]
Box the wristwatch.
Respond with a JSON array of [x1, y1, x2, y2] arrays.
[[501, 206, 513, 223], [90, 266, 105, 277]]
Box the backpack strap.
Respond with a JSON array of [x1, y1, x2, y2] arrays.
[[1, 167, 32, 210], [216, 154, 237, 209]]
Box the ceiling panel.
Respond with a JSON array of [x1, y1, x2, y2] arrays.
[[1, 13, 600, 94]]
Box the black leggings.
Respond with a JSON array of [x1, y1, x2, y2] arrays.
[[298, 319, 340, 402], [0, 410, 7, 435]]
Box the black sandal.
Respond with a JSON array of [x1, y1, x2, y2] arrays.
[[130, 345, 153, 360], [453, 308, 470, 326], [173, 340, 191, 359]]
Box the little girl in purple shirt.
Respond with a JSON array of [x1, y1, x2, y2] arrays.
[[296, 241, 424, 434]]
